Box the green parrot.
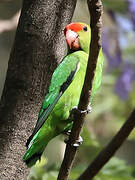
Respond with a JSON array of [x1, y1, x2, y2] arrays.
[[23, 22, 104, 167]]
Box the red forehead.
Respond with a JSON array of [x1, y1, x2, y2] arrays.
[[65, 23, 84, 33]]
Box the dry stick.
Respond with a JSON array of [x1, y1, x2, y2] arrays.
[[77, 109, 135, 180], [57, 1, 103, 180]]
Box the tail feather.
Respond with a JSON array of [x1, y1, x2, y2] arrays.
[[23, 152, 42, 168], [23, 126, 53, 167], [23, 135, 48, 167]]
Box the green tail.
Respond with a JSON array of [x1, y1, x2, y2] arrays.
[[23, 152, 43, 168], [23, 130, 50, 167], [23, 142, 47, 167]]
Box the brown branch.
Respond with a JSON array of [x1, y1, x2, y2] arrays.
[[77, 109, 135, 180], [57, 1, 103, 180]]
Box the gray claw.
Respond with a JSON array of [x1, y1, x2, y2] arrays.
[[71, 136, 83, 147], [87, 105, 92, 114], [63, 130, 71, 144], [64, 135, 83, 147], [63, 130, 71, 136], [70, 105, 92, 115]]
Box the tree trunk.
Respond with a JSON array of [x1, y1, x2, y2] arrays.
[[0, 0, 77, 179]]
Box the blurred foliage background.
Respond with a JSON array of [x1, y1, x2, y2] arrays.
[[0, 0, 135, 179]]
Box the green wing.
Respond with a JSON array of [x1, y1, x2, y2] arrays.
[[26, 55, 80, 146], [91, 49, 104, 101]]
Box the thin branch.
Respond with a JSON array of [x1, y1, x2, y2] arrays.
[[77, 108, 135, 180], [57, 1, 103, 180]]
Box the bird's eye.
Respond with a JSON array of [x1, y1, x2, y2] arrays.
[[83, 26, 87, 32]]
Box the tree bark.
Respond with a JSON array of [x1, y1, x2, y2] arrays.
[[0, 0, 77, 179]]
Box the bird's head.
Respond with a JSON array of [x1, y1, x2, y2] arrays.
[[64, 22, 90, 54]]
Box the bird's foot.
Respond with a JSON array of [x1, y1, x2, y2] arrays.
[[64, 134, 83, 147], [64, 130, 71, 144], [87, 105, 92, 114], [71, 136, 83, 147], [70, 105, 92, 115], [63, 130, 71, 136]]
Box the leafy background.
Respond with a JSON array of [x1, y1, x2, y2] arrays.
[[0, 0, 135, 179]]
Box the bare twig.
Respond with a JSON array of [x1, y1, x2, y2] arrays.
[[57, 1, 103, 180], [77, 109, 135, 180]]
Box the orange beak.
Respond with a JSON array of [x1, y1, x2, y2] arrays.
[[64, 29, 80, 50]]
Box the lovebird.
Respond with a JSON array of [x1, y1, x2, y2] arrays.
[[23, 22, 104, 167]]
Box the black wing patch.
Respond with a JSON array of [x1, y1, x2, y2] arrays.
[[60, 66, 78, 92], [26, 61, 80, 147]]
